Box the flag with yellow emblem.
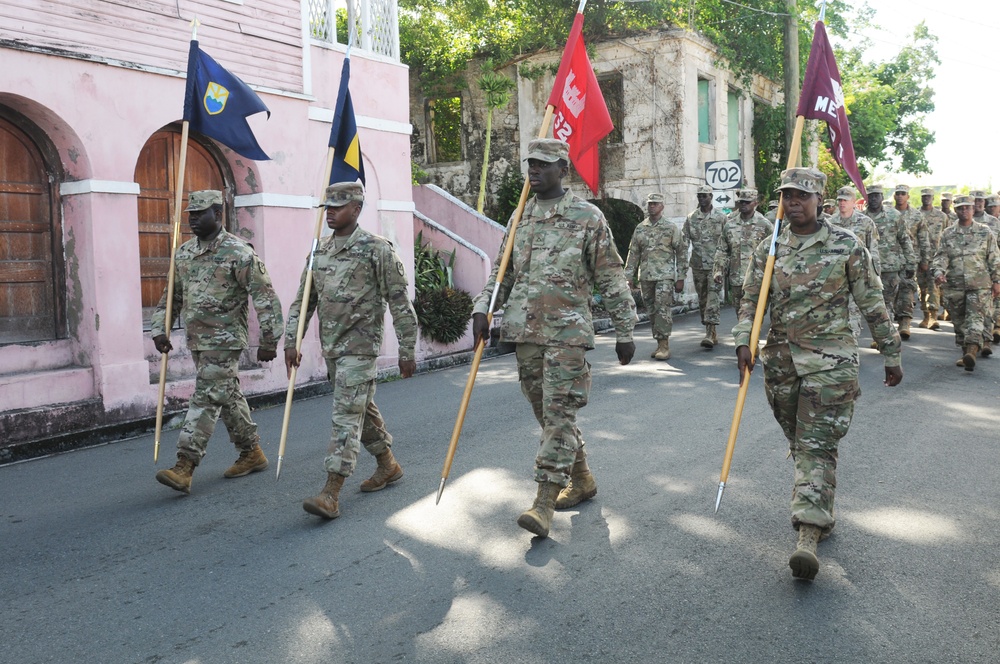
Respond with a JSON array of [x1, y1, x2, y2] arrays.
[[328, 57, 365, 185]]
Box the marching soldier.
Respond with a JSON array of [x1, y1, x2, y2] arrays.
[[893, 184, 926, 339], [822, 199, 836, 217], [682, 185, 728, 349], [152, 190, 284, 494], [866, 184, 916, 342], [713, 188, 772, 315], [971, 190, 1000, 353], [940, 192, 958, 225], [831, 186, 880, 341], [916, 188, 948, 329], [626, 193, 688, 360], [765, 199, 780, 222]]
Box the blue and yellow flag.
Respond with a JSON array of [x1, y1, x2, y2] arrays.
[[328, 58, 365, 185], [183, 40, 270, 161]]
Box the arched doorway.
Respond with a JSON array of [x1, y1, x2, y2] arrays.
[[134, 127, 233, 327], [0, 110, 64, 344]]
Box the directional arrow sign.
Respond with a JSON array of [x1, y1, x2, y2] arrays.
[[713, 190, 736, 208]]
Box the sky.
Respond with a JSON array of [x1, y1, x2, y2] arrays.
[[846, 0, 1000, 190]]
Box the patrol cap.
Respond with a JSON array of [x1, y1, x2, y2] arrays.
[[986, 195, 1000, 206], [894, 184, 910, 194], [696, 184, 713, 194], [776, 167, 827, 195], [647, 193, 665, 204], [523, 138, 569, 163], [953, 195, 974, 208], [736, 188, 758, 202], [867, 184, 885, 195], [185, 190, 223, 212], [320, 182, 365, 207], [941, 192, 953, 201], [970, 189, 987, 199], [768, 200, 779, 209], [836, 186, 856, 201], [920, 188, 935, 196], [823, 199, 836, 207]]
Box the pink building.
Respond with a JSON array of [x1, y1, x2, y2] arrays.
[[0, 0, 433, 459]]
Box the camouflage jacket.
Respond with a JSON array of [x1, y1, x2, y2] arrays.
[[712, 211, 773, 287], [735, 220, 901, 375], [931, 222, 1000, 291], [151, 230, 283, 351], [284, 227, 418, 360], [831, 210, 881, 273], [944, 209, 958, 226], [682, 206, 728, 270], [625, 216, 689, 282], [867, 207, 916, 273], [896, 206, 931, 265], [918, 207, 949, 260], [472, 189, 637, 348], [973, 212, 1000, 235]]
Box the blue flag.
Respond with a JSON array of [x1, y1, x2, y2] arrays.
[[183, 40, 270, 161], [328, 58, 365, 185]]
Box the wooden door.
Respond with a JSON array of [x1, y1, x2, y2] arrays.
[[0, 116, 60, 344], [134, 130, 227, 326]]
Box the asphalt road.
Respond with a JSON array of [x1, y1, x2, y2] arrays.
[[3, 310, 999, 664]]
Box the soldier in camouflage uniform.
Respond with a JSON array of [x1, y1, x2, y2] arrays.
[[916, 188, 948, 329], [941, 192, 958, 225], [471, 138, 637, 539], [734, 168, 903, 581], [822, 199, 836, 216], [931, 194, 1000, 371], [153, 190, 284, 494], [765, 200, 779, 222], [987, 195, 1000, 343], [865, 184, 916, 344], [830, 186, 880, 341], [682, 185, 728, 349], [892, 184, 927, 339], [284, 183, 418, 520], [713, 188, 772, 315], [971, 190, 1000, 352], [625, 193, 687, 360]]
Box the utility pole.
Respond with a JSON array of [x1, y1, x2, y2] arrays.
[[784, 0, 799, 166]]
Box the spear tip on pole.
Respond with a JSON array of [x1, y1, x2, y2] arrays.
[[435, 477, 447, 505], [714, 481, 726, 513], [276, 456, 284, 481]]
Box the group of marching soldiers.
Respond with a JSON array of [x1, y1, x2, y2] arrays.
[[629, 183, 1000, 373]]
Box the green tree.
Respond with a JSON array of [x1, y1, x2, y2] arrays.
[[475, 61, 516, 213]]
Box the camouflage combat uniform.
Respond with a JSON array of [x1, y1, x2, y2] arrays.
[[284, 225, 417, 477], [735, 217, 901, 535], [893, 203, 927, 322], [867, 203, 916, 322], [831, 209, 881, 340], [682, 204, 728, 325], [473, 188, 636, 487], [917, 205, 948, 315], [931, 221, 1000, 350], [713, 209, 772, 309], [626, 213, 688, 340], [151, 228, 283, 464]]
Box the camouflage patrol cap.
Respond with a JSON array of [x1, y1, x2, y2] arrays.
[[524, 138, 569, 163], [736, 188, 758, 202], [768, 200, 779, 209], [320, 182, 365, 207], [867, 184, 885, 195], [776, 167, 826, 194], [953, 195, 974, 208], [696, 184, 713, 194], [185, 190, 223, 212], [941, 192, 953, 201], [894, 184, 910, 194], [647, 193, 665, 204], [986, 195, 1000, 206], [920, 188, 935, 196], [823, 199, 836, 207], [970, 189, 987, 199], [836, 186, 856, 201]]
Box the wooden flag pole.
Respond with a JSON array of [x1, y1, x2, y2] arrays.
[[715, 114, 805, 512], [435, 105, 555, 505]]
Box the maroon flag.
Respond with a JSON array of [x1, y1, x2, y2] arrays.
[[797, 21, 866, 199], [547, 13, 614, 196]]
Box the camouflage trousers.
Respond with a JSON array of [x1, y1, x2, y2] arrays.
[[880, 271, 902, 322], [177, 350, 259, 463], [322, 355, 392, 477], [761, 342, 860, 535], [893, 272, 918, 320], [917, 269, 940, 313], [941, 289, 992, 348], [692, 269, 721, 325], [515, 343, 591, 488], [640, 280, 676, 340], [727, 283, 745, 312]]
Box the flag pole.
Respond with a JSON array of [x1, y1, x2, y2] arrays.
[[154, 17, 200, 463], [436, 106, 554, 505], [715, 114, 805, 512]]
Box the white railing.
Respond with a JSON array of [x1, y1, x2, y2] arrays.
[[307, 0, 399, 61]]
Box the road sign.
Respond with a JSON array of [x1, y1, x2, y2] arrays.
[[713, 190, 736, 208], [705, 159, 743, 190]]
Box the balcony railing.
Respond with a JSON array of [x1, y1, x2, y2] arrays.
[[308, 0, 399, 61]]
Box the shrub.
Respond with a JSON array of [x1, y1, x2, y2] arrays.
[[413, 287, 474, 345]]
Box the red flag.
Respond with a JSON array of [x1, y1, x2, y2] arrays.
[[547, 13, 613, 196], [797, 21, 866, 199]]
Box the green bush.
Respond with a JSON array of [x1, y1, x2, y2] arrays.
[[414, 287, 474, 345], [413, 230, 454, 292]]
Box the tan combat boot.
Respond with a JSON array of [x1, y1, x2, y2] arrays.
[[963, 344, 979, 371], [918, 311, 932, 328], [940, 309, 950, 321], [653, 338, 671, 360], [701, 325, 716, 349], [929, 311, 941, 330], [711, 325, 718, 345], [155, 456, 196, 494], [788, 524, 822, 580], [555, 456, 598, 509], [223, 445, 268, 478], [898, 317, 912, 340], [302, 473, 346, 519], [359, 449, 403, 492], [870, 340, 879, 349], [517, 482, 561, 537], [981, 340, 992, 357]]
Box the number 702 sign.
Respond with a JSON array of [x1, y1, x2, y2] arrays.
[[704, 160, 743, 190]]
